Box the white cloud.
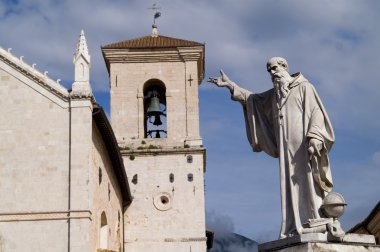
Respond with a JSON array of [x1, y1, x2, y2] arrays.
[[207, 210, 235, 236]]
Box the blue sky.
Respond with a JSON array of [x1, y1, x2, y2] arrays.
[[1, 0, 379, 242]]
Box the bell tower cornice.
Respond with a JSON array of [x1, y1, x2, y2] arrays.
[[102, 46, 204, 84], [101, 35, 204, 84]]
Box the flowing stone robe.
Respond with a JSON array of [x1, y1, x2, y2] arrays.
[[231, 73, 334, 238]]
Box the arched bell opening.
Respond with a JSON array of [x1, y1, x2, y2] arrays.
[[143, 79, 167, 138]]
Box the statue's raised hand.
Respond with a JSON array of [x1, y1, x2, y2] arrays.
[[208, 69, 231, 88]]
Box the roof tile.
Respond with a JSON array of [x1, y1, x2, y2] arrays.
[[102, 35, 203, 49]]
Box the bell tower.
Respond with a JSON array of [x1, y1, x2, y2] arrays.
[[102, 25, 207, 251]]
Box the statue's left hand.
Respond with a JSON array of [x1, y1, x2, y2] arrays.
[[308, 138, 323, 160]]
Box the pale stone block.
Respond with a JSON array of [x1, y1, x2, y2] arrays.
[[259, 242, 380, 252], [0, 220, 68, 252], [0, 70, 70, 212], [124, 241, 207, 252], [259, 234, 378, 252]]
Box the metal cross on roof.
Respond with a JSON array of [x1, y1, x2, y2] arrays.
[[148, 3, 162, 24]]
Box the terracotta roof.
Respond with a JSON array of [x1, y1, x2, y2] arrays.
[[348, 201, 380, 244], [102, 35, 203, 49]]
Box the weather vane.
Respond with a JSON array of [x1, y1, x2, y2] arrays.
[[148, 3, 162, 24]]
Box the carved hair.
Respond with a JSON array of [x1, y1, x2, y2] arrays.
[[267, 57, 289, 72]]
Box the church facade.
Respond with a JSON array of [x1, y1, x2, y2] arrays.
[[0, 27, 208, 252]]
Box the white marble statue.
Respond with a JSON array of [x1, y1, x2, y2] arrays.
[[209, 57, 335, 238]]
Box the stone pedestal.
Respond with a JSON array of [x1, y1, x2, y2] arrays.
[[259, 233, 380, 252]]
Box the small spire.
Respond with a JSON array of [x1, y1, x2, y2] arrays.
[[74, 30, 90, 64], [152, 24, 158, 37], [72, 30, 92, 98]]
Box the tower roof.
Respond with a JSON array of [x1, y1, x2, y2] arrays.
[[101, 32, 205, 82], [102, 35, 203, 49]]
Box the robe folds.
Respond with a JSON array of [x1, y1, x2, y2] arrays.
[[231, 73, 334, 238]]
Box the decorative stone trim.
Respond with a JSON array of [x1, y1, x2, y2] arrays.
[[164, 237, 208, 242], [125, 237, 207, 243], [0, 210, 92, 222], [102, 46, 204, 84], [120, 146, 205, 156], [70, 88, 96, 101], [0, 46, 69, 100]]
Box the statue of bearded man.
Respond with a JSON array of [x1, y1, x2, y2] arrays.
[[209, 57, 335, 238]]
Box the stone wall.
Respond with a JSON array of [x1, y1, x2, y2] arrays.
[[0, 66, 70, 212], [0, 62, 70, 251], [0, 221, 68, 252], [0, 55, 125, 252], [91, 124, 124, 252], [122, 148, 207, 251]]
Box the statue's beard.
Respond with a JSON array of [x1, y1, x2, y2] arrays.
[[273, 73, 291, 101]]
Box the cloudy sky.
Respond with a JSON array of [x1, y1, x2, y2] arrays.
[[1, 0, 379, 243]]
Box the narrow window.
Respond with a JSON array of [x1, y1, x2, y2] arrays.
[[187, 155, 193, 163], [187, 173, 194, 182], [80, 63, 84, 77], [132, 174, 138, 185], [98, 167, 102, 184], [108, 183, 110, 201], [169, 173, 174, 183]]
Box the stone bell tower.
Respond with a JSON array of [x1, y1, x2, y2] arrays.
[[102, 25, 207, 251]]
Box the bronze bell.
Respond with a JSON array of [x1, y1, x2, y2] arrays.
[[147, 96, 161, 114], [147, 96, 163, 126]]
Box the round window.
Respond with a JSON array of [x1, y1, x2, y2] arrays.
[[153, 192, 172, 211]]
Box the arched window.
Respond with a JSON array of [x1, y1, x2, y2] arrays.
[[143, 79, 167, 138], [100, 212, 108, 249]]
